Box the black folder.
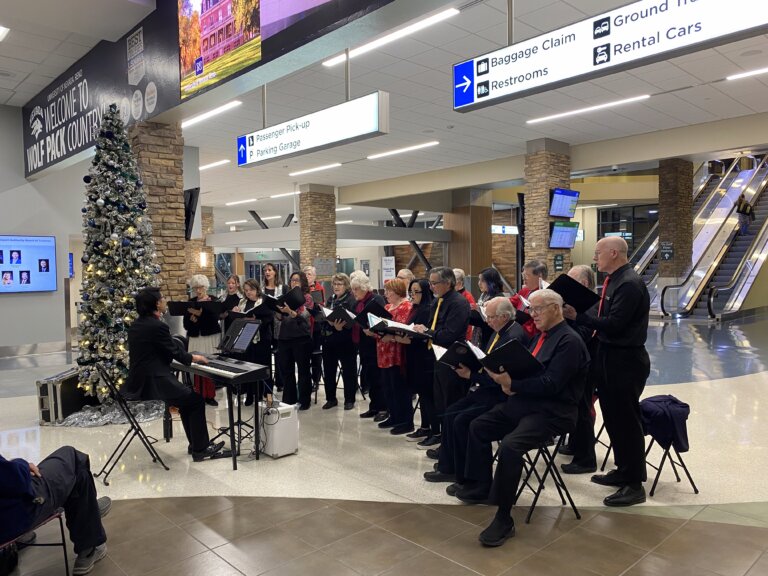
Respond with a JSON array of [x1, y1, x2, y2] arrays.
[[310, 290, 324, 304], [438, 341, 483, 372], [167, 300, 224, 316], [367, 315, 433, 340], [321, 305, 356, 329], [480, 339, 544, 377], [228, 301, 273, 321], [468, 307, 487, 327], [514, 309, 532, 325], [549, 273, 600, 313], [264, 286, 305, 312], [354, 299, 392, 328]]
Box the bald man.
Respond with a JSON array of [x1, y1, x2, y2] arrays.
[[563, 237, 650, 507]]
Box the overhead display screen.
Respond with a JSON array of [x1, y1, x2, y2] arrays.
[[179, 0, 394, 100], [0, 236, 58, 294], [549, 188, 580, 218], [549, 221, 580, 249]]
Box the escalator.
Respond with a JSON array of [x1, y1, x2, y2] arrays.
[[660, 155, 768, 317]]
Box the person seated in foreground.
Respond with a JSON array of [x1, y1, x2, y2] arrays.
[[123, 287, 224, 462], [0, 446, 111, 575], [458, 289, 589, 547]]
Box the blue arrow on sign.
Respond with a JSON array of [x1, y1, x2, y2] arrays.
[[237, 135, 247, 166], [453, 60, 474, 109]]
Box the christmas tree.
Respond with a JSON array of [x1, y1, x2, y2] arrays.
[[77, 103, 160, 394]]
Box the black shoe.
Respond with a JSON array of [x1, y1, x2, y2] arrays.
[[456, 484, 491, 505], [424, 470, 455, 483], [390, 424, 414, 435], [604, 485, 646, 507], [360, 409, 377, 418], [479, 517, 515, 547], [322, 400, 338, 410], [192, 440, 225, 462], [591, 470, 628, 487], [205, 398, 219, 407], [405, 427, 431, 442], [378, 419, 396, 429], [446, 482, 463, 497], [426, 447, 440, 460], [373, 411, 389, 422], [557, 444, 576, 456], [416, 435, 441, 449], [299, 404, 311, 411], [244, 394, 254, 407], [344, 402, 355, 410], [561, 462, 597, 475]]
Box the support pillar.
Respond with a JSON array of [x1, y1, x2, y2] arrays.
[[443, 188, 492, 288], [658, 158, 693, 281], [524, 138, 572, 278], [184, 207, 215, 280], [298, 184, 336, 278]]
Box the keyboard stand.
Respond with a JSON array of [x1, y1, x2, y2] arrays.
[[210, 380, 257, 453]]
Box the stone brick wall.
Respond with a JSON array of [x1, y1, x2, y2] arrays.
[[184, 206, 215, 282], [658, 158, 693, 278], [492, 209, 517, 287], [298, 184, 336, 273], [128, 121, 187, 300], [524, 148, 571, 280]]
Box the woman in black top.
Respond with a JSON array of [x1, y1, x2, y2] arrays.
[[276, 271, 314, 409], [399, 278, 435, 440], [470, 267, 505, 349], [183, 274, 221, 406], [220, 274, 243, 332], [321, 273, 358, 410]]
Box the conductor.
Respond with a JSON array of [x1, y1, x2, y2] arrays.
[[123, 288, 224, 462]]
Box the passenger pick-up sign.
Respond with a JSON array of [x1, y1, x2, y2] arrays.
[[453, 0, 768, 111]]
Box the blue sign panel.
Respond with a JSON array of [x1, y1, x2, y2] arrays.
[[236, 136, 247, 166], [453, 60, 474, 109]]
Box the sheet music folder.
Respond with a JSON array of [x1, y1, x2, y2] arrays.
[[354, 299, 391, 328], [549, 273, 600, 313], [264, 286, 305, 311], [321, 305, 356, 328], [168, 300, 224, 316], [438, 341, 484, 372], [480, 339, 544, 377]]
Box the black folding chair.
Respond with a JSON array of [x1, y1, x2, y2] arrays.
[[1, 510, 69, 576], [93, 363, 169, 486]]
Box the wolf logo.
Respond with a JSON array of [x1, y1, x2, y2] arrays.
[[29, 106, 44, 140]]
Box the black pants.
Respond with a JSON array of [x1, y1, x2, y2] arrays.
[[382, 366, 412, 426], [163, 388, 210, 453], [24, 447, 106, 554], [466, 401, 557, 515], [278, 337, 313, 407], [596, 343, 650, 484], [569, 374, 598, 467], [360, 353, 385, 412], [432, 362, 470, 435], [323, 340, 358, 404], [438, 387, 505, 483], [311, 329, 323, 386]]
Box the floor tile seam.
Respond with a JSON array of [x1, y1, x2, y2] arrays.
[[312, 543, 405, 576], [744, 552, 768, 576], [332, 501, 418, 524], [681, 510, 768, 549], [210, 543, 319, 576], [702, 504, 768, 529]]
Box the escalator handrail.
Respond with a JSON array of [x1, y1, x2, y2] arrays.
[[661, 156, 767, 316], [707, 168, 768, 317]]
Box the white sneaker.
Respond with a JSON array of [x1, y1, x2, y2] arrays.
[[73, 543, 107, 575]]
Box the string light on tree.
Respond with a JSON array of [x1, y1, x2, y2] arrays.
[[76, 103, 159, 394]]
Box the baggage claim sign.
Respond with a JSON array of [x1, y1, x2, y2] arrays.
[[453, 0, 768, 111]]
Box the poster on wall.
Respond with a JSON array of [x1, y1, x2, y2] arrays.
[[179, 0, 394, 100], [21, 1, 181, 178]]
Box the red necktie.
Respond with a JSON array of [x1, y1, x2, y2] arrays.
[[597, 275, 611, 317], [531, 332, 547, 357]]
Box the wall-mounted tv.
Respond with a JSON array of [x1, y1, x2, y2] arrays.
[[0, 235, 57, 293], [549, 188, 580, 218], [184, 187, 201, 241], [549, 221, 580, 249]]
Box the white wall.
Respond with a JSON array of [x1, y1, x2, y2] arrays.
[[337, 246, 385, 288], [0, 105, 87, 348]]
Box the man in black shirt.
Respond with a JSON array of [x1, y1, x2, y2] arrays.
[[413, 266, 470, 447], [564, 236, 650, 507], [457, 289, 589, 547]]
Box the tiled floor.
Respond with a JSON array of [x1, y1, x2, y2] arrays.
[[3, 318, 768, 575]]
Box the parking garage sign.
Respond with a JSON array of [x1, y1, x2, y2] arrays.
[[453, 0, 768, 111]]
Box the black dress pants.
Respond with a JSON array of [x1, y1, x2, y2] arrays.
[[163, 388, 210, 453], [323, 340, 358, 404], [432, 362, 470, 435], [311, 329, 323, 386], [278, 337, 313, 407], [596, 343, 650, 484], [25, 447, 106, 554], [360, 353, 385, 412], [381, 366, 412, 426]]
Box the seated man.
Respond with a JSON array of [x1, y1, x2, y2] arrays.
[[458, 289, 589, 547], [123, 287, 224, 462], [423, 297, 526, 494], [0, 446, 111, 575]]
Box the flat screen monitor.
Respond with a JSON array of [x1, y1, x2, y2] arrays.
[[549, 188, 580, 218], [549, 221, 580, 249], [183, 187, 200, 241], [0, 235, 57, 293]]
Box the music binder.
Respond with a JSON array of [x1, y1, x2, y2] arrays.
[[354, 299, 392, 328], [549, 273, 600, 313], [438, 340, 485, 372], [321, 305, 356, 328], [264, 286, 305, 312], [167, 300, 224, 316], [480, 338, 544, 377], [367, 313, 433, 340], [310, 290, 324, 304]]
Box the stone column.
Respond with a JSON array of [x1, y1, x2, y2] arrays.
[[524, 138, 571, 278], [184, 206, 215, 281], [658, 158, 693, 280], [128, 121, 186, 300], [298, 184, 336, 277], [443, 188, 492, 288]]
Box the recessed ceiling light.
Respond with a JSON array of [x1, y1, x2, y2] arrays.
[[727, 66, 768, 81], [261, 215, 282, 221], [367, 141, 439, 160], [181, 100, 242, 128], [527, 95, 650, 124], [225, 219, 248, 225], [288, 163, 342, 177], [199, 159, 230, 171], [322, 8, 459, 67], [335, 207, 352, 212], [0, 26, 10, 42], [270, 191, 300, 199], [225, 198, 257, 206], [335, 220, 353, 224]]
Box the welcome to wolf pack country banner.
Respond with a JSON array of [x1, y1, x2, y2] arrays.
[[22, 1, 181, 178]]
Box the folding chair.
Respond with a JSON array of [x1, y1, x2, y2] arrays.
[[515, 435, 581, 523], [1, 509, 69, 576], [93, 363, 169, 486]]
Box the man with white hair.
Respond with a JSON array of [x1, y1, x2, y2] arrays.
[[563, 236, 650, 508], [458, 289, 589, 547]]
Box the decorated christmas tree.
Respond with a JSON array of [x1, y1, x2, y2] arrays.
[[77, 103, 160, 394]]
